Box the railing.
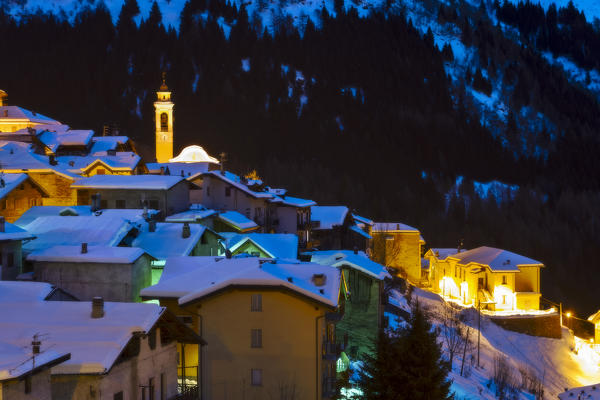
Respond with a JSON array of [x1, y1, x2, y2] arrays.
[[322, 341, 338, 360], [173, 385, 199, 400]]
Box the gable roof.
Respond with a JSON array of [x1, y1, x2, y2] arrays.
[[15, 206, 158, 228], [0, 106, 61, 125], [71, 174, 185, 190], [0, 281, 56, 302], [141, 257, 340, 309], [203, 170, 273, 199], [90, 136, 130, 154], [0, 173, 28, 200], [0, 221, 34, 242], [425, 248, 467, 260], [132, 223, 206, 260], [448, 246, 543, 272], [22, 215, 135, 253], [270, 195, 316, 208], [27, 245, 147, 264], [221, 232, 298, 260], [0, 300, 165, 375], [308, 250, 391, 280], [165, 205, 217, 223], [310, 206, 349, 230], [38, 129, 94, 151], [0, 341, 70, 382], [217, 211, 259, 232], [372, 222, 420, 233]]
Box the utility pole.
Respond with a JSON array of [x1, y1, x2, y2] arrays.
[[477, 299, 481, 367]]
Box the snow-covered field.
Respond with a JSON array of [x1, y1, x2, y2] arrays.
[[394, 287, 600, 399]]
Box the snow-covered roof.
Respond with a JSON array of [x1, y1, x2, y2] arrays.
[[352, 214, 374, 226], [165, 205, 217, 222], [0, 141, 76, 178], [0, 106, 61, 125], [60, 152, 141, 173], [559, 384, 600, 400], [147, 162, 209, 177], [372, 222, 420, 232], [0, 340, 69, 381], [425, 248, 467, 260], [0, 300, 165, 375], [38, 129, 94, 151], [132, 223, 205, 260], [15, 206, 158, 228], [27, 245, 147, 264], [204, 171, 273, 199], [308, 250, 390, 280], [270, 195, 316, 208], [221, 232, 298, 259], [141, 257, 340, 308], [90, 136, 130, 154], [169, 145, 219, 164], [71, 174, 185, 190], [22, 215, 135, 253], [217, 211, 259, 232], [349, 224, 372, 239], [310, 206, 349, 230], [0, 281, 55, 302], [0, 173, 28, 200], [448, 246, 543, 272], [0, 220, 34, 242]]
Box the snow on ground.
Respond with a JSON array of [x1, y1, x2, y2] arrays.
[[410, 287, 600, 399], [543, 52, 600, 94]]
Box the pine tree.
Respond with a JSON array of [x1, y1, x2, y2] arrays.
[[357, 303, 453, 400]]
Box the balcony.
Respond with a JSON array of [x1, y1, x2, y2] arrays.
[[322, 341, 339, 361]]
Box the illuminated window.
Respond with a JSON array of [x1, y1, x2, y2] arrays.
[[251, 294, 262, 312], [160, 113, 168, 132], [251, 329, 262, 348], [251, 369, 262, 386]]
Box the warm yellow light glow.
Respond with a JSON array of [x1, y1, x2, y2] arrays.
[[493, 284, 515, 311], [566, 312, 572, 318], [439, 276, 459, 299]]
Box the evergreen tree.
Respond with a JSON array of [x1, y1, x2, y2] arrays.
[[357, 303, 453, 400]]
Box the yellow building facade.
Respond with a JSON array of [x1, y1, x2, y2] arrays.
[[426, 246, 543, 312], [154, 76, 174, 163], [371, 222, 424, 284]]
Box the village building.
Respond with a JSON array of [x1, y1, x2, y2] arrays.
[[141, 257, 341, 400], [426, 246, 544, 311], [147, 145, 220, 179], [0, 217, 34, 280], [165, 204, 218, 224], [370, 222, 425, 284], [71, 174, 191, 216], [310, 206, 372, 252], [220, 232, 299, 259], [0, 99, 62, 133], [309, 250, 390, 363], [27, 245, 153, 302], [0, 281, 77, 302], [0, 297, 203, 400], [0, 173, 48, 222], [132, 221, 222, 284], [424, 248, 466, 295]]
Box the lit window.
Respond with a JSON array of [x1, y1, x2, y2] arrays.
[[251, 369, 262, 386], [251, 329, 262, 348], [502, 295, 507, 305], [251, 294, 262, 312]]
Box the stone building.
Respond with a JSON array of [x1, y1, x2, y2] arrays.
[[0, 173, 47, 222], [0, 217, 34, 280]]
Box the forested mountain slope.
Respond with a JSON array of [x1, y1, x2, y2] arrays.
[[1, 0, 600, 315]]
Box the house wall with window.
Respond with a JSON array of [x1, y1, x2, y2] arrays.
[[31, 255, 152, 302], [157, 289, 335, 400], [27, 172, 75, 207], [51, 326, 178, 400], [337, 267, 383, 360], [0, 368, 52, 400], [0, 179, 45, 223], [0, 240, 23, 280], [370, 230, 422, 283]]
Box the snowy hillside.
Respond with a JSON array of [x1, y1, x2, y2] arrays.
[[391, 288, 600, 399], [506, 0, 600, 22]]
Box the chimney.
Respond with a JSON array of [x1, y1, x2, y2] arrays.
[[396, 223, 400, 230], [81, 242, 88, 254], [457, 239, 464, 252], [49, 154, 57, 166], [312, 273, 326, 286], [220, 152, 227, 175], [182, 222, 191, 238], [107, 149, 117, 156], [91, 297, 104, 319], [31, 335, 41, 354], [148, 220, 156, 232], [90, 194, 100, 212], [0, 216, 5, 233]]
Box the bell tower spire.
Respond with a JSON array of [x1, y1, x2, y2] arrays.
[[154, 72, 174, 163]]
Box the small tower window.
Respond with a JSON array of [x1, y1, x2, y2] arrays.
[[160, 113, 168, 132]]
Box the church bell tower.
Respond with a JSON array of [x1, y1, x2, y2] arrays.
[[154, 72, 174, 163]]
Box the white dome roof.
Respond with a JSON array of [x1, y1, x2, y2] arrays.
[[169, 145, 219, 164]]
